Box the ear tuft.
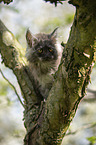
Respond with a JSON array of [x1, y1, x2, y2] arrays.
[[50, 27, 59, 38], [26, 29, 33, 48]]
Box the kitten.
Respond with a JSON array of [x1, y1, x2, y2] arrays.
[[26, 28, 62, 100]]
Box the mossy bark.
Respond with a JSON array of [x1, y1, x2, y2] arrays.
[[0, 0, 96, 144]]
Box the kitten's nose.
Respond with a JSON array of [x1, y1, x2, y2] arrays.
[[45, 54, 54, 60]]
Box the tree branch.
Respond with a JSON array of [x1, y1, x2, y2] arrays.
[[66, 122, 96, 136], [28, 0, 96, 144], [0, 0, 96, 144], [0, 19, 41, 133], [0, 68, 24, 107]]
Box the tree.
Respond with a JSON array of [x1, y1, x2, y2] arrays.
[[0, 0, 96, 144]]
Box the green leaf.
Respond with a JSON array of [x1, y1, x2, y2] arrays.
[[87, 136, 96, 144]]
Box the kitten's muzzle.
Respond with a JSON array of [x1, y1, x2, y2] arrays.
[[42, 54, 55, 61]]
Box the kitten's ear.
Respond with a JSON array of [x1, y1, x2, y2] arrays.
[[26, 29, 38, 48], [26, 29, 33, 48], [49, 27, 59, 38]]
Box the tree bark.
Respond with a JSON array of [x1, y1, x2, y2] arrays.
[[0, 0, 96, 145]]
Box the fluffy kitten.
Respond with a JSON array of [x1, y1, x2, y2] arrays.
[[26, 28, 62, 99]]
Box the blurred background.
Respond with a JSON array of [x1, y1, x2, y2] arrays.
[[0, 0, 96, 145]]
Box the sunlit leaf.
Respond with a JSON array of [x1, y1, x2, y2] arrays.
[[87, 136, 96, 144]]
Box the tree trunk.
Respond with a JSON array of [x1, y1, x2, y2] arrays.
[[0, 0, 96, 144]]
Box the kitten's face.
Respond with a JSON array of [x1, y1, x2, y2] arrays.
[[26, 29, 58, 64], [32, 38, 58, 62]]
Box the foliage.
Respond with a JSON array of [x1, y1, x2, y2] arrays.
[[0, 0, 13, 4], [40, 13, 74, 32], [87, 136, 96, 145], [0, 80, 9, 96], [44, 0, 66, 6]]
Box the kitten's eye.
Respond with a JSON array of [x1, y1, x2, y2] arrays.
[[38, 49, 43, 53], [49, 48, 53, 52]]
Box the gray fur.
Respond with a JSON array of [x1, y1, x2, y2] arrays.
[[26, 28, 62, 99]]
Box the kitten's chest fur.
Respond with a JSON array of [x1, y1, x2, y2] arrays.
[[29, 61, 55, 98]]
